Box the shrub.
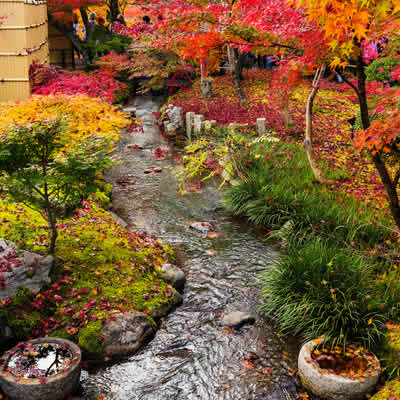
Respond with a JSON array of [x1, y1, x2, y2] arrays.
[[0, 94, 130, 154], [365, 57, 400, 84], [31, 66, 128, 104], [259, 238, 385, 348]]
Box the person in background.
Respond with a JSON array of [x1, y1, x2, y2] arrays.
[[89, 12, 97, 25], [72, 14, 82, 60], [142, 15, 151, 24], [116, 13, 126, 26], [73, 14, 80, 36]]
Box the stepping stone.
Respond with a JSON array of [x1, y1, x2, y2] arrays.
[[222, 311, 255, 329]]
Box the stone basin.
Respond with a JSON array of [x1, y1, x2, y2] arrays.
[[298, 339, 380, 400], [0, 338, 81, 400]]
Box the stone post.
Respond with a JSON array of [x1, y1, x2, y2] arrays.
[[256, 118, 266, 136], [193, 114, 204, 136], [186, 112, 195, 140]]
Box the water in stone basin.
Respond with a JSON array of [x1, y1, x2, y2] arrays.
[[78, 96, 299, 400], [6, 343, 73, 378]]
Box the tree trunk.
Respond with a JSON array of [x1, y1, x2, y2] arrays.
[[108, 0, 120, 22], [48, 14, 91, 65], [47, 211, 58, 255], [227, 46, 246, 103], [303, 64, 328, 184], [80, 7, 89, 32], [355, 53, 400, 229]]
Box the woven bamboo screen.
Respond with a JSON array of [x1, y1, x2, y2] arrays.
[[0, 0, 49, 103]]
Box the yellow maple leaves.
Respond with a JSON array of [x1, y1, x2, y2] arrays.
[[0, 94, 131, 155], [294, 0, 400, 64]]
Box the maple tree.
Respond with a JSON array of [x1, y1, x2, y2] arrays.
[[0, 120, 113, 254], [292, 0, 400, 228], [139, 0, 271, 101]]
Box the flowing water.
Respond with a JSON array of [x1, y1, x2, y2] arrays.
[[78, 96, 299, 400]]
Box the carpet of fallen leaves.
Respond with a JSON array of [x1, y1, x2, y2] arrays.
[[169, 70, 389, 214]]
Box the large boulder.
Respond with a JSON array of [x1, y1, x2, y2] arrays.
[[0, 239, 53, 299], [102, 312, 155, 357]]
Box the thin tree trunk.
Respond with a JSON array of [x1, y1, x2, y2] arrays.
[[227, 46, 246, 103], [80, 7, 89, 32], [355, 53, 400, 229], [108, 0, 120, 22], [48, 14, 90, 65], [47, 209, 58, 255], [303, 64, 328, 184]]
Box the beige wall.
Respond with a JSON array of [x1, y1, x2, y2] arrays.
[[0, 0, 49, 103]]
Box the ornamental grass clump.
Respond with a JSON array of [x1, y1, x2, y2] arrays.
[[259, 239, 385, 348], [224, 141, 389, 248]]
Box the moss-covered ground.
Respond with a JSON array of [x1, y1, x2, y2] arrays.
[[0, 194, 177, 357], [371, 379, 400, 400]]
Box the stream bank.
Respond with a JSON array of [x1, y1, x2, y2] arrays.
[[78, 95, 299, 400]]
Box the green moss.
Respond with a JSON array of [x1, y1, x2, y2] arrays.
[[379, 324, 400, 379], [370, 380, 400, 400], [162, 244, 176, 264], [78, 321, 104, 355], [0, 198, 176, 357]]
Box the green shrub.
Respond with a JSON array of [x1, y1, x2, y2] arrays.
[[259, 239, 385, 348], [365, 57, 400, 84]]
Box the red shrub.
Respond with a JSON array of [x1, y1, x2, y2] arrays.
[[31, 64, 126, 103]]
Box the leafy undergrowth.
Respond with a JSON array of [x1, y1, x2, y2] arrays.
[[0, 198, 176, 357], [169, 70, 389, 212], [370, 379, 400, 400]]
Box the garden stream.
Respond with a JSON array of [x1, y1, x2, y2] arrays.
[[78, 95, 299, 400]]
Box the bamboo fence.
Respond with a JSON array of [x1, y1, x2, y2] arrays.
[[0, 0, 49, 102]]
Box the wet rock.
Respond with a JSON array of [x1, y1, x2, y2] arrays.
[[161, 263, 186, 290], [0, 239, 53, 299], [166, 105, 184, 129], [149, 287, 183, 319], [189, 221, 214, 233], [222, 311, 255, 328], [102, 312, 155, 357]]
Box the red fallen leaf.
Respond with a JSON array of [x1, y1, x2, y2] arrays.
[[240, 359, 255, 370], [262, 367, 272, 375], [39, 377, 46, 383], [97, 396, 104, 400]]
